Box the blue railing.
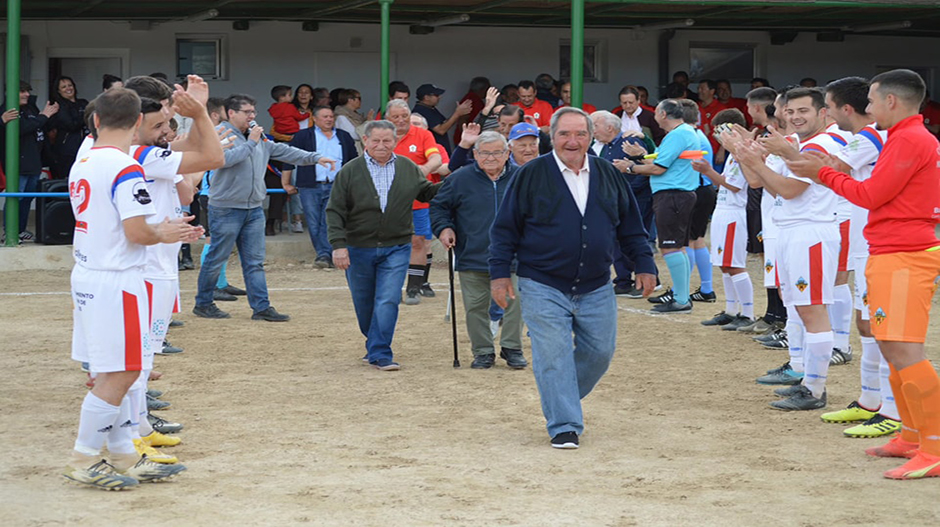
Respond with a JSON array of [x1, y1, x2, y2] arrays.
[[1, 190, 288, 198]]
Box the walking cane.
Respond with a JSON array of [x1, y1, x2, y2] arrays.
[[448, 248, 460, 368]]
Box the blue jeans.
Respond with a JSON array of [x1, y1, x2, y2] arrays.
[[18, 173, 40, 232], [518, 277, 618, 438], [346, 243, 411, 366], [298, 185, 331, 258], [196, 206, 270, 313]]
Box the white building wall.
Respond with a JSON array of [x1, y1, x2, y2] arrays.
[[13, 20, 940, 130]]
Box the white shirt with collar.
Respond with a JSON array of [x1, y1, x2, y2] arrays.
[[620, 106, 643, 134], [552, 150, 590, 216]]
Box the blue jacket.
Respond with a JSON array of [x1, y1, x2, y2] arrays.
[[592, 133, 650, 193], [489, 153, 655, 295], [429, 162, 517, 273], [287, 127, 357, 187]]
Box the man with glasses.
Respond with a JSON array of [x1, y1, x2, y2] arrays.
[[430, 131, 526, 370], [194, 93, 336, 321]]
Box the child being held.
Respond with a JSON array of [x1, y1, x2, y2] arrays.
[[268, 85, 308, 141]]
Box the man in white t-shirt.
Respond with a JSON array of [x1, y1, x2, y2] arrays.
[[815, 77, 899, 439], [64, 88, 202, 490], [734, 88, 842, 411]]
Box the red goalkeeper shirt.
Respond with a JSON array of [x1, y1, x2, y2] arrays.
[[818, 114, 940, 255]]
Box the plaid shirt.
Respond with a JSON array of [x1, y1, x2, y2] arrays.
[[365, 152, 397, 212]]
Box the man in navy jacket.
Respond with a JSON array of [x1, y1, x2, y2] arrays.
[[429, 131, 525, 370], [285, 106, 358, 267], [489, 107, 656, 449]]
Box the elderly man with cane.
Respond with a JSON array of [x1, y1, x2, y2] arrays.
[[489, 107, 656, 449], [326, 120, 441, 371], [430, 131, 526, 370]]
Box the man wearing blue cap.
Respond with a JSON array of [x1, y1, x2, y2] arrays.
[[507, 122, 541, 167], [412, 83, 472, 155]]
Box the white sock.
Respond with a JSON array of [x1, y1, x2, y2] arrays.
[[878, 354, 900, 420], [106, 395, 137, 455], [74, 392, 121, 455], [829, 284, 852, 351], [803, 331, 833, 398], [858, 336, 881, 410], [785, 305, 805, 373], [731, 272, 754, 319], [137, 370, 154, 437], [722, 273, 737, 314]]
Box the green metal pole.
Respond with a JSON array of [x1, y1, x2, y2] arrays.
[[570, 0, 584, 109], [5, 0, 21, 247], [379, 0, 393, 110]]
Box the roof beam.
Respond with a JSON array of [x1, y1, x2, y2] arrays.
[[70, 0, 108, 16], [297, 0, 376, 19]]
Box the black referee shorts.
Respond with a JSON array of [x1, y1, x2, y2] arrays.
[[689, 184, 717, 240], [652, 189, 697, 249]]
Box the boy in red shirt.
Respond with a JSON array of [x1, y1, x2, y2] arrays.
[[267, 85, 308, 141], [788, 69, 940, 480]]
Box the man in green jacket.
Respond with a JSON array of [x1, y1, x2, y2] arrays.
[[326, 120, 440, 371]]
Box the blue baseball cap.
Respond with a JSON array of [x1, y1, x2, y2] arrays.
[[509, 122, 539, 141]]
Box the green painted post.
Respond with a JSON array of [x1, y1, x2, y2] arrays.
[[570, 0, 584, 109], [379, 0, 393, 110], [5, 0, 21, 247]]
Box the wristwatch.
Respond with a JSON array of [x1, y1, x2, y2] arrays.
[[625, 163, 634, 174]]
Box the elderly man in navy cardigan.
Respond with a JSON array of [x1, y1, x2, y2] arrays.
[[489, 107, 657, 449]]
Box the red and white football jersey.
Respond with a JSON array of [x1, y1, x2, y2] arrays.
[[834, 123, 888, 259], [69, 147, 156, 271], [773, 131, 842, 228], [132, 145, 185, 280]]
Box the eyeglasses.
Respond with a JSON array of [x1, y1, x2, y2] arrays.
[[236, 109, 257, 117], [476, 150, 507, 158]]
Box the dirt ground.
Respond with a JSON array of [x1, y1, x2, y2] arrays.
[[2, 253, 939, 526]]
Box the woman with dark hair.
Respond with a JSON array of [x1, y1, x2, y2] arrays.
[[45, 76, 89, 179], [328, 87, 344, 110], [291, 84, 315, 130]]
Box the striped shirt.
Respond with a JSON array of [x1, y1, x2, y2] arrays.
[[365, 152, 398, 212]]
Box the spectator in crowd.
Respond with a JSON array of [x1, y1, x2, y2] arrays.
[[453, 76, 491, 145], [292, 84, 317, 130], [312, 87, 331, 108], [375, 81, 410, 120], [102, 74, 123, 91], [636, 86, 655, 112], [6, 82, 58, 241], [751, 77, 771, 89], [921, 90, 940, 137], [385, 99, 443, 305], [45, 75, 89, 179], [514, 80, 555, 132], [193, 93, 335, 321], [698, 79, 727, 154], [560, 82, 597, 113], [498, 105, 552, 155], [285, 105, 358, 268], [617, 85, 665, 144], [673, 70, 698, 101], [412, 83, 471, 155], [800, 77, 818, 88], [326, 120, 441, 371], [500, 84, 520, 104], [334, 88, 374, 153], [430, 131, 526, 370], [328, 88, 344, 110], [535, 73, 563, 108], [716, 79, 751, 127], [507, 122, 541, 167], [489, 107, 656, 448], [410, 113, 451, 180], [268, 85, 308, 142], [589, 110, 655, 297]]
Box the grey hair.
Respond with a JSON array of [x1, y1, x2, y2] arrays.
[[410, 113, 428, 128], [656, 99, 685, 120], [474, 131, 508, 151], [385, 98, 411, 115], [549, 106, 593, 140], [591, 110, 621, 131], [363, 119, 396, 137]]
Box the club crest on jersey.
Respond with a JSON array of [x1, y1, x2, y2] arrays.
[[795, 277, 808, 292], [757, 230, 763, 243], [409, 145, 417, 153], [159, 149, 173, 159], [764, 259, 774, 273], [862, 292, 868, 306], [132, 181, 152, 205], [874, 307, 886, 325], [717, 246, 723, 255]]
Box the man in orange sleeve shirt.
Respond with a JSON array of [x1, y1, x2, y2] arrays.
[[513, 80, 555, 133], [697, 79, 727, 154], [717, 79, 752, 128], [788, 69, 940, 480], [385, 99, 443, 305]]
